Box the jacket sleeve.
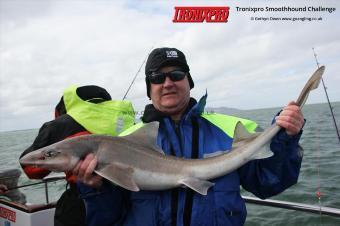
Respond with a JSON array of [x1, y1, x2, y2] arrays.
[[238, 127, 303, 199], [20, 122, 55, 179], [78, 181, 127, 226]]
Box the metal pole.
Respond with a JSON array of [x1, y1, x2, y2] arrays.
[[44, 181, 49, 204], [243, 196, 340, 218], [6, 176, 66, 191]]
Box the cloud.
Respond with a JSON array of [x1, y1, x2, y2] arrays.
[[0, 0, 339, 131]]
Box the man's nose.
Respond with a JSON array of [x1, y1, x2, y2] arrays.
[[163, 76, 174, 87]]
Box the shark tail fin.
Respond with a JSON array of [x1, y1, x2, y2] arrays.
[[296, 65, 325, 107]]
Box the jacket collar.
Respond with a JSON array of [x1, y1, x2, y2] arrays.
[[141, 93, 208, 123]]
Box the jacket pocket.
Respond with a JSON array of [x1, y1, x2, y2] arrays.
[[212, 174, 246, 226]]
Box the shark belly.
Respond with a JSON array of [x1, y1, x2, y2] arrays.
[[133, 168, 182, 190]]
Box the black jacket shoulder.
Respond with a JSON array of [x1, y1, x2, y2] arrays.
[[20, 114, 86, 158]]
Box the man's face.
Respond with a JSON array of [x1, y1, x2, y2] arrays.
[[150, 66, 191, 117]]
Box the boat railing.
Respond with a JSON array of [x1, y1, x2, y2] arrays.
[[3, 176, 340, 218], [40, 174, 66, 204], [243, 195, 340, 218], [1, 174, 66, 205], [36, 177, 340, 218]]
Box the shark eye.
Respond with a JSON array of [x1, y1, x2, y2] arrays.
[[44, 150, 59, 158]]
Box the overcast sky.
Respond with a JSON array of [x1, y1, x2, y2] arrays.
[[0, 0, 339, 132]]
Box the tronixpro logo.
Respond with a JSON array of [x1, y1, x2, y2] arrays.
[[173, 6, 230, 23]]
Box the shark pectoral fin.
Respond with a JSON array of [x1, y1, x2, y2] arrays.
[[251, 144, 273, 160], [95, 163, 140, 192], [179, 177, 215, 195]]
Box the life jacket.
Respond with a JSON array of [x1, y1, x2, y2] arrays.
[[120, 111, 257, 137], [63, 85, 135, 136]]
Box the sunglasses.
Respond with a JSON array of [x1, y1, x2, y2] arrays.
[[148, 71, 187, 84]]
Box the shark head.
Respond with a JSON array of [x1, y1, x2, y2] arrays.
[[19, 143, 81, 172]]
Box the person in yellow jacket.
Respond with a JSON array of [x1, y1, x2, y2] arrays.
[[20, 85, 135, 226]]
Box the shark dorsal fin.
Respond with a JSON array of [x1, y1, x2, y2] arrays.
[[123, 122, 165, 155], [233, 121, 253, 143], [232, 121, 273, 159]]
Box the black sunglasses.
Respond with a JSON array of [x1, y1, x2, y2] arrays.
[[148, 71, 187, 84]]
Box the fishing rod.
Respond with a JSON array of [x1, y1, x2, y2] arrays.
[[122, 46, 154, 100], [312, 48, 340, 142]]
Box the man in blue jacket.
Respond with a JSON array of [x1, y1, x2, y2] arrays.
[[74, 47, 305, 226]]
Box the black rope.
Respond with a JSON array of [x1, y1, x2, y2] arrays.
[[170, 144, 179, 226], [183, 118, 199, 226]]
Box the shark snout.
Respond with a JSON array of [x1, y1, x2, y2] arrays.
[[19, 150, 48, 166]]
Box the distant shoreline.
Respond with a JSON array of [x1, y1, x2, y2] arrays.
[[210, 101, 340, 111], [1, 101, 339, 133]]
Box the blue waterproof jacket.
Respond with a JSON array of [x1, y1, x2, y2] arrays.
[[78, 95, 303, 226]]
